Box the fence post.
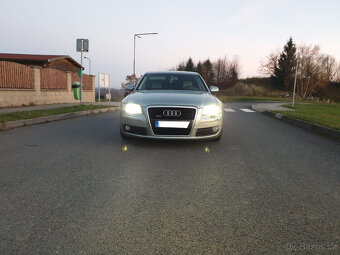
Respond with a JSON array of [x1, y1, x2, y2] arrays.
[[32, 66, 41, 97], [66, 71, 72, 92]]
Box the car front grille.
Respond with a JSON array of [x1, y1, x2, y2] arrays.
[[148, 107, 196, 136]]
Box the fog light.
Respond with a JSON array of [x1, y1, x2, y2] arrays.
[[125, 125, 131, 131], [212, 126, 219, 133]]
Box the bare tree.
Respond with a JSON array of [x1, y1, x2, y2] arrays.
[[334, 62, 340, 83], [321, 55, 337, 82], [173, 56, 241, 89], [259, 49, 280, 76], [296, 44, 336, 99], [213, 56, 240, 89], [121, 74, 141, 88], [176, 61, 186, 71]]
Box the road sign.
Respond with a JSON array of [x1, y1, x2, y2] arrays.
[[76, 38, 89, 105], [99, 73, 105, 87], [104, 74, 110, 88], [99, 73, 110, 88], [76, 39, 89, 52], [98, 73, 111, 102]]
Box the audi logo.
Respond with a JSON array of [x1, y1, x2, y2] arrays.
[[163, 110, 182, 117]]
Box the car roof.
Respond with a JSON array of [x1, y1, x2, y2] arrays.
[[144, 71, 199, 75]]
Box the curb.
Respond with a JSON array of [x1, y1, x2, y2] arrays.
[[252, 104, 340, 141], [0, 106, 120, 131]]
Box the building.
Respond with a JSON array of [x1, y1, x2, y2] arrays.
[[0, 53, 84, 73], [0, 53, 95, 107]]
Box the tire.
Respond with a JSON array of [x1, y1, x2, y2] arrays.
[[120, 130, 130, 140], [211, 130, 222, 141]]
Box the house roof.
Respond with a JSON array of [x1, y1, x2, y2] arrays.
[[0, 53, 83, 69]]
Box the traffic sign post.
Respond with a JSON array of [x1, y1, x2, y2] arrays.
[[99, 73, 110, 102], [99, 72, 105, 103], [76, 39, 89, 104]]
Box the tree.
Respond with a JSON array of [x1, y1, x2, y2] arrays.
[[259, 49, 280, 76], [184, 57, 195, 71], [121, 74, 140, 88], [201, 59, 214, 85], [213, 56, 240, 89], [296, 44, 335, 99], [173, 56, 240, 89], [271, 37, 297, 90], [334, 62, 340, 83], [321, 55, 337, 82], [176, 61, 186, 71], [195, 61, 203, 75]]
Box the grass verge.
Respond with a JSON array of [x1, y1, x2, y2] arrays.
[[276, 103, 340, 130], [219, 96, 289, 102], [0, 105, 113, 123]]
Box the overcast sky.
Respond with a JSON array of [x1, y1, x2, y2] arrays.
[[1, 0, 339, 88]]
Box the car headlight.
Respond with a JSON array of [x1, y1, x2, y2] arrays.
[[124, 103, 142, 114], [201, 105, 222, 121]]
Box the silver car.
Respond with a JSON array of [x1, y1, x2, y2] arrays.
[[120, 71, 223, 140]]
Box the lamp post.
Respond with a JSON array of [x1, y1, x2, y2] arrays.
[[292, 57, 299, 107], [133, 32, 158, 81], [84, 56, 91, 75]]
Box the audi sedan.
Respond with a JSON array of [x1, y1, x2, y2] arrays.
[[120, 71, 223, 140]]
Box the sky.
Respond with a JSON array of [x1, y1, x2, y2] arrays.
[[1, 0, 339, 88]]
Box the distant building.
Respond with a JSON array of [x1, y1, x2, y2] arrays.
[[0, 53, 83, 73]]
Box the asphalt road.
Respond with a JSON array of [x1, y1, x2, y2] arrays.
[[0, 102, 339, 255]]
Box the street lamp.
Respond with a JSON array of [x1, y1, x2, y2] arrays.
[[133, 32, 158, 79], [84, 56, 91, 75], [292, 57, 299, 107]]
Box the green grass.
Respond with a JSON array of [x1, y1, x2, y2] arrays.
[[276, 103, 340, 130], [0, 105, 112, 123], [218, 96, 289, 102]]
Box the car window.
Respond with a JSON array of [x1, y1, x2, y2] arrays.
[[137, 73, 208, 91]]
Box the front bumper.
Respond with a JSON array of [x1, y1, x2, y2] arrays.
[[120, 106, 223, 140]]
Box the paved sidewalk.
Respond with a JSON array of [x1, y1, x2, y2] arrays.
[[0, 102, 120, 114], [252, 102, 294, 112]]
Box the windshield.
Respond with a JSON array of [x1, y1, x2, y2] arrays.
[[136, 73, 208, 91]]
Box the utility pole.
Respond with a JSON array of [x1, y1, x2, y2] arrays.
[[97, 73, 100, 102], [84, 56, 91, 75], [77, 39, 89, 104], [80, 41, 83, 105], [292, 57, 299, 107], [133, 32, 158, 82]]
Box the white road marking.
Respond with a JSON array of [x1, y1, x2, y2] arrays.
[[224, 108, 235, 112], [240, 109, 255, 112]]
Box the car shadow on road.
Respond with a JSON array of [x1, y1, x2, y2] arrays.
[[120, 136, 219, 149]]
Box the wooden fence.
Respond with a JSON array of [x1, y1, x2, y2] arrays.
[[72, 73, 92, 90], [0, 61, 34, 89], [0, 61, 93, 91], [41, 68, 67, 89]]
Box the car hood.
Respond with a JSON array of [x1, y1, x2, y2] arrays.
[[124, 90, 219, 108]]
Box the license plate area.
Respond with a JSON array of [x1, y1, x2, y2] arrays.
[[155, 120, 190, 129]]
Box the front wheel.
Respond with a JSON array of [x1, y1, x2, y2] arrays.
[[120, 130, 130, 140], [211, 130, 222, 141]]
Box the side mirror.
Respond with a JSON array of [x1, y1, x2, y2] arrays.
[[210, 86, 219, 92], [125, 84, 135, 92], [124, 84, 135, 97]]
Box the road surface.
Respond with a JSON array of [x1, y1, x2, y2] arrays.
[[0, 102, 339, 254]]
